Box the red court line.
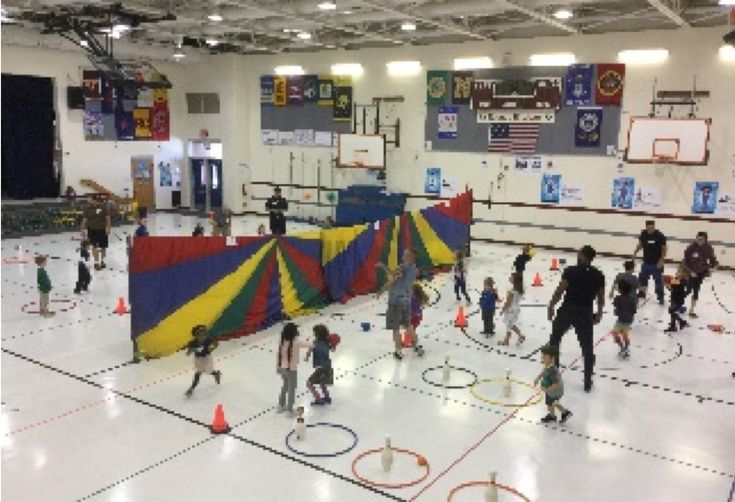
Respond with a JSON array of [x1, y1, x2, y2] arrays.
[[409, 333, 610, 501]]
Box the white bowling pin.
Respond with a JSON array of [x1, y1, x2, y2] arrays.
[[485, 471, 498, 502], [502, 369, 512, 398], [381, 435, 393, 472], [442, 357, 451, 383], [295, 407, 306, 440]]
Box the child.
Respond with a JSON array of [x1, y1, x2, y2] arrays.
[[534, 345, 572, 424], [184, 325, 221, 397], [192, 223, 205, 237], [134, 217, 149, 237], [480, 277, 498, 336], [411, 283, 429, 337], [610, 260, 638, 302], [498, 272, 524, 346], [513, 244, 534, 280], [304, 324, 334, 406], [35, 256, 54, 317], [277, 322, 311, 415], [257, 223, 266, 236], [74, 239, 92, 294], [453, 250, 471, 304], [665, 264, 691, 333], [611, 281, 637, 359]]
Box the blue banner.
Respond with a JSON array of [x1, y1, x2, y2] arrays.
[[575, 107, 603, 147], [425, 167, 441, 194], [260, 76, 274, 106], [303, 75, 319, 104], [541, 174, 561, 204], [612, 177, 635, 209], [565, 64, 593, 105], [692, 182, 718, 214]]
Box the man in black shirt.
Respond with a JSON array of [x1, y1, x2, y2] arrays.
[[265, 186, 288, 235], [633, 220, 667, 304], [548, 245, 605, 392]]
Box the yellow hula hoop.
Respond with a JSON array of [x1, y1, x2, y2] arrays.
[[469, 377, 544, 407]]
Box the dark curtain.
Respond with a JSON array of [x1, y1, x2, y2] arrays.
[[1, 74, 58, 199]]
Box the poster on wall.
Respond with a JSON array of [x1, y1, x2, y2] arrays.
[[692, 181, 719, 214], [426, 71, 448, 105], [303, 75, 319, 103], [133, 156, 153, 180], [294, 129, 315, 146], [171, 166, 181, 188], [716, 192, 735, 216], [318, 76, 334, 106], [260, 76, 274, 105], [451, 72, 474, 105], [564, 64, 593, 105], [287, 76, 304, 106], [575, 107, 603, 147], [277, 130, 294, 145], [314, 131, 332, 147], [595, 64, 625, 105], [514, 155, 543, 174], [441, 176, 459, 197], [611, 177, 635, 209], [83, 110, 104, 140], [634, 186, 663, 211], [425, 167, 441, 194], [540, 174, 561, 204], [261, 129, 278, 145], [159, 162, 172, 187], [437, 107, 458, 139], [560, 182, 584, 206]]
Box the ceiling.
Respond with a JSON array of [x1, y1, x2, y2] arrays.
[[1, 0, 732, 59]]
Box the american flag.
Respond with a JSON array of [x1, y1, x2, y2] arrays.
[[488, 123, 540, 154]]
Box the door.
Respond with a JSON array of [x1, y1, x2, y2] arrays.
[[191, 159, 223, 209], [191, 159, 207, 208], [131, 156, 155, 213], [209, 160, 222, 208]]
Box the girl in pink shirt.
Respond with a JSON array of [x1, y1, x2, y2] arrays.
[[277, 322, 311, 415]]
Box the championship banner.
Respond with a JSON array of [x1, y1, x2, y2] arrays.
[[565, 64, 593, 105], [575, 107, 603, 147], [133, 108, 152, 139], [100, 77, 114, 113], [115, 110, 134, 140], [318, 76, 334, 106], [260, 76, 274, 106], [153, 88, 169, 110], [426, 71, 448, 106], [151, 108, 170, 141], [452, 71, 474, 105], [595, 64, 625, 105], [477, 110, 555, 124], [333, 85, 352, 122], [274, 76, 288, 106], [437, 106, 458, 139], [83, 110, 104, 140], [82, 70, 101, 98], [471, 78, 562, 110], [287, 76, 304, 106], [137, 88, 154, 108], [303, 75, 319, 104]]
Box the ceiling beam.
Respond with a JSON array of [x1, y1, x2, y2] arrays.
[[499, 1, 578, 34], [646, 0, 690, 27]]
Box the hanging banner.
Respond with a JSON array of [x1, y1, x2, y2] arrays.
[[565, 64, 593, 105], [452, 71, 474, 105], [82, 70, 101, 98], [612, 177, 635, 209], [137, 88, 154, 108], [260, 76, 274, 106], [115, 110, 134, 140], [426, 71, 448, 106], [425, 167, 441, 194], [152, 88, 169, 110], [575, 107, 603, 147], [477, 110, 555, 124], [303, 75, 319, 104], [287, 76, 304, 106], [100, 77, 115, 113], [274, 76, 288, 106], [151, 108, 170, 141], [83, 110, 104, 140], [333, 85, 352, 122], [692, 182, 719, 214], [133, 108, 152, 139], [437, 106, 458, 139], [595, 63, 625, 105], [540, 173, 561, 204], [318, 76, 334, 106]]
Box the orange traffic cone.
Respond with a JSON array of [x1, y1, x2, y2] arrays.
[[401, 331, 412, 348], [114, 297, 129, 315], [550, 258, 559, 271], [532, 273, 543, 287], [455, 306, 468, 328], [210, 404, 231, 434]]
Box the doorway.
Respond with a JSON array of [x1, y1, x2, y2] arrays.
[[131, 156, 155, 214], [191, 159, 222, 209]]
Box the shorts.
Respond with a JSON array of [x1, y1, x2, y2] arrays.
[[612, 322, 632, 334], [386, 303, 411, 330], [411, 314, 422, 329], [545, 393, 562, 406], [194, 354, 214, 373], [88, 228, 108, 249], [307, 366, 334, 386], [503, 312, 519, 329]]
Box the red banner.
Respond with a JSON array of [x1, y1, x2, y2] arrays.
[[151, 108, 170, 141], [595, 64, 625, 105]]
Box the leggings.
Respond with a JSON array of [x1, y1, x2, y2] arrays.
[[277, 368, 297, 411], [454, 278, 470, 301]]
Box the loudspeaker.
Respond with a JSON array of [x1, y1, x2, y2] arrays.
[[67, 86, 85, 109]]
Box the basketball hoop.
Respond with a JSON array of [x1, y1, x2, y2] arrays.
[[354, 161, 365, 168], [652, 155, 674, 167]]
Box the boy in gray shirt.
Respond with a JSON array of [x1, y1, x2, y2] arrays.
[[610, 260, 638, 304], [534, 345, 572, 423], [611, 281, 637, 359]]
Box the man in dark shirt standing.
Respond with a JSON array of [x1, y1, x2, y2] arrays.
[[683, 231, 718, 318], [548, 245, 605, 392], [633, 220, 667, 304], [80, 195, 111, 270], [265, 186, 288, 235]]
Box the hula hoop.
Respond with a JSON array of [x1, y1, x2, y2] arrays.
[[448, 480, 533, 501], [352, 446, 430, 489], [2, 257, 30, 264], [421, 366, 478, 390], [469, 377, 543, 407], [285, 422, 358, 458], [21, 299, 77, 314]]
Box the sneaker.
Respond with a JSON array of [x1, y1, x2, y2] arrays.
[[73, 289, 81, 295], [311, 399, 326, 406], [100, 262, 107, 269], [657, 297, 665, 305], [540, 414, 557, 423], [584, 380, 593, 392], [213, 371, 221, 384], [276, 405, 286, 414], [323, 397, 332, 405], [617, 348, 626, 359], [94, 263, 101, 271], [414, 345, 425, 357], [184, 389, 193, 397], [393, 351, 403, 360], [622, 349, 630, 359], [560, 410, 573, 423], [679, 320, 689, 330], [664, 325, 678, 333], [637, 291, 646, 299]]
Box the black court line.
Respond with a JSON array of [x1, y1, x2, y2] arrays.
[[352, 372, 733, 479], [712, 276, 734, 315]]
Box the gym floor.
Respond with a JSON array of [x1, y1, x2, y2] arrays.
[[2, 213, 733, 501]]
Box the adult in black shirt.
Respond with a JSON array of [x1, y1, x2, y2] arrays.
[[548, 245, 605, 392], [633, 220, 667, 304], [265, 186, 288, 235]]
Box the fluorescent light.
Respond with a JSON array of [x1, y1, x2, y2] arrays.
[[386, 60, 421, 76], [331, 63, 364, 76], [79, 40, 90, 47], [208, 13, 223, 22], [173, 51, 186, 60], [113, 24, 130, 32], [718, 0, 735, 5], [618, 48, 668, 64], [318, 2, 337, 10], [343, 10, 353, 14], [529, 52, 576, 66], [401, 22, 416, 31], [454, 57, 493, 70], [297, 32, 312, 40], [205, 38, 219, 46], [553, 9, 573, 20], [719, 45, 735, 62], [274, 65, 305, 75]]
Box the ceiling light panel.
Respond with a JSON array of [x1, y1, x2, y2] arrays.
[[331, 63, 364, 76], [386, 60, 421, 76], [275, 65, 306, 75], [617, 49, 669, 64], [453, 57, 493, 70], [529, 53, 576, 66], [401, 22, 416, 31], [318, 2, 337, 10]]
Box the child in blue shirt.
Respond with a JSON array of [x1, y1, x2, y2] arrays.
[[480, 277, 498, 336], [305, 324, 334, 406]]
